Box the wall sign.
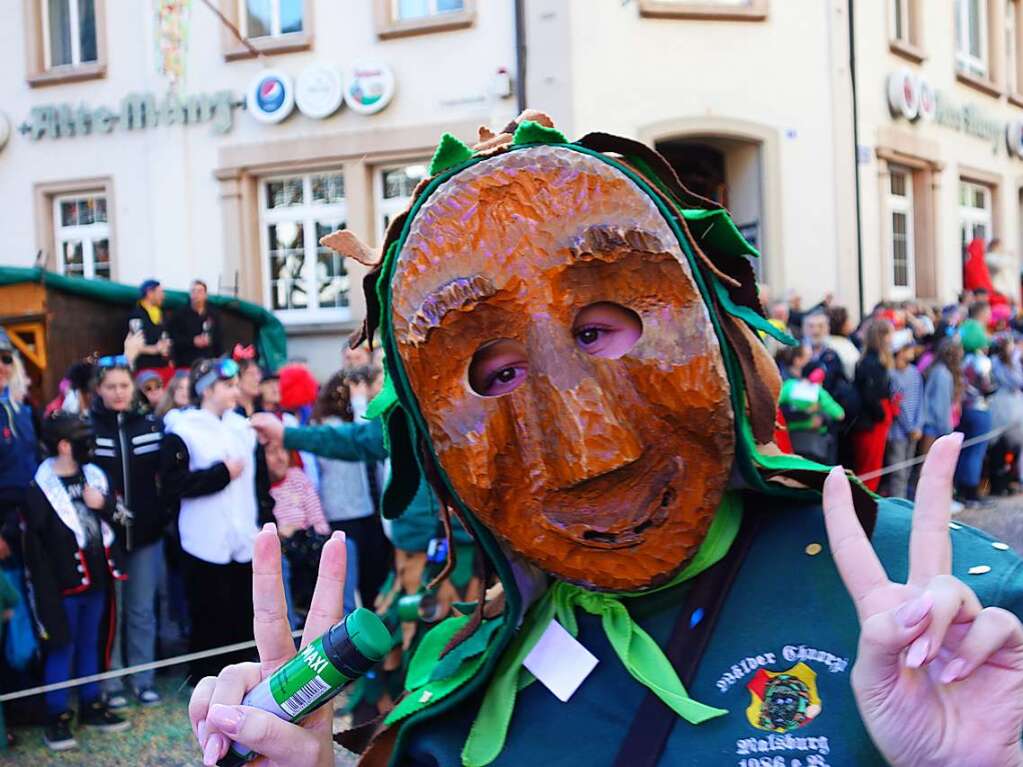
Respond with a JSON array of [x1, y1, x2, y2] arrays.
[[344, 62, 395, 115], [247, 70, 295, 124], [296, 63, 344, 119], [18, 91, 237, 140], [886, 69, 1014, 155], [887, 68, 920, 121]]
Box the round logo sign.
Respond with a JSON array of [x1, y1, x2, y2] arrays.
[[887, 68, 919, 121], [247, 69, 295, 124], [344, 62, 395, 115], [296, 63, 344, 120]]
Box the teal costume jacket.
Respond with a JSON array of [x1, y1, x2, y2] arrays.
[[398, 498, 1023, 767], [283, 421, 472, 552]]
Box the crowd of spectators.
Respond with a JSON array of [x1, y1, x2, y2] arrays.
[[0, 278, 387, 752], [770, 279, 1023, 510]]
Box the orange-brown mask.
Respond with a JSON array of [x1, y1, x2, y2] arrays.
[[390, 146, 735, 591]]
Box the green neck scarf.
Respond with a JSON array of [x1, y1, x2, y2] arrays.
[[461, 493, 742, 767]]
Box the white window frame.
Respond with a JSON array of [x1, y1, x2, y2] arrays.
[[890, 0, 911, 43], [259, 171, 350, 324], [53, 192, 111, 280], [42, 0, 95, 70], [956, 0, 989, 77], [238, 0, 301, 39], [392, 0, 466, 21], [374, 163, 428, 245], [959, 179, 993, 252], [887, 168, 916, 300]]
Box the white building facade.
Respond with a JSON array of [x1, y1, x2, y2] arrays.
[[5, 1, 1023, 376], [0, 0, 519, 374]]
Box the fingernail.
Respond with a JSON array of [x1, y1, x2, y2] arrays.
[[905, 637, 930, 668], [262, 522, 276, 534], [940, 657, 967, 684], [208, 704, 244, 736], [202, 733, 225, 766], [896, 595, 932, 627]]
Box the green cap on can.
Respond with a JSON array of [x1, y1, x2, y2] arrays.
[[344, 607, 392, 663]]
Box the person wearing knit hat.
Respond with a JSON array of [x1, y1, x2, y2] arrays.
[[957, 318, 996, 506], [134, 369, 165, 412], [127, 280, 172, 380]]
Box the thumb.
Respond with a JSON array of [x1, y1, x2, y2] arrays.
[[852, 594, 933, 695], [205, 703, 327, 766]]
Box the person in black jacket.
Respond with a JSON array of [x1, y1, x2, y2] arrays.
[[127, 280, 172, 376], [168, 279, 223, 369], [90, 357, 167, 708], [23, 413, 129, 751]]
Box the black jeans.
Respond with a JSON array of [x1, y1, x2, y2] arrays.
[[331, 516, 394, 609], [181, 552, 254, 681]]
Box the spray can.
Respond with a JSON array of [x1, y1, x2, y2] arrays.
[[218, 607, 392, 767]]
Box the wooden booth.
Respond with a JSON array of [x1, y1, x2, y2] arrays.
[[0, 267, 286, 404]]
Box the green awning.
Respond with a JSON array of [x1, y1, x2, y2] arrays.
[[0, 266, 287, 370]]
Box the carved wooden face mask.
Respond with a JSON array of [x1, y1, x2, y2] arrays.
[[390, 147, 735, 591]]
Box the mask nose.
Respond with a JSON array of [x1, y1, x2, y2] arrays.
[[525, 324, 643, 489]]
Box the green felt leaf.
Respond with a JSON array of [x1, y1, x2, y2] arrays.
[[430, 617, 503, 683], [512, 120, 567, 146], [406, 616, 470, 691], [429, 133, 474, 176]]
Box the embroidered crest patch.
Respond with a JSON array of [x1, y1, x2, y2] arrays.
[[745, 662, 821, 733]]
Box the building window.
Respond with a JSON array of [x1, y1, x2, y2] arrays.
[[25, 0, 106, 86], [375, 163, 428, 244], [239, 0, 303, 39], [394, 0, 464, 20], [53, 193, 111, 280], [375, 0, 476, 38], [43, 0, 97, 69], [260, 172, 349, 321], [219, 0, 310, 59], [956, 0, 989, 77], [960, 180, 993, 254], [637, 0, 768, 21], [888, 169, 915, 298]]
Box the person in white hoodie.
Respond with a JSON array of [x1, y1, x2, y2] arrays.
[[160, 357, 273, 680]]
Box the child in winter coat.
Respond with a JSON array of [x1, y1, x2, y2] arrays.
[[23, 413, 129, 751]]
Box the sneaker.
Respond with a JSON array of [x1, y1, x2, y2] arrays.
[[106, 692, 129, 710], [43, 711, 77, 751], [79, 700, 130, 733], [136, 687, 162, 707]]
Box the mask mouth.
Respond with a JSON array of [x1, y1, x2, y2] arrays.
[[540, 453, 680, 550]]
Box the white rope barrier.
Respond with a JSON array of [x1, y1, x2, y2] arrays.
[[0, 630, 303, 703], [855, 422, 1013, 482], [3, 422, 1019, 705]]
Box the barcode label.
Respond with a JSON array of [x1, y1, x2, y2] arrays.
[[281, 675, 331, 717]]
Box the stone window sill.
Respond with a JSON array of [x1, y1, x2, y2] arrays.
[[956, 69, 1003, 99], [26, 62, 106, 88], [376, 10, 475, 40], [889, 39, 926, 64], [224, 32, 312, 61], [637, 1, 767, 21]]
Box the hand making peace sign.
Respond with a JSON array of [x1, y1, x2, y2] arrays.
[[188, 523, 344, 766], [823, 433, 1023, 767]]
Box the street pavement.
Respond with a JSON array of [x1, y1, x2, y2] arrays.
[[955, 494, 1023, 556]]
